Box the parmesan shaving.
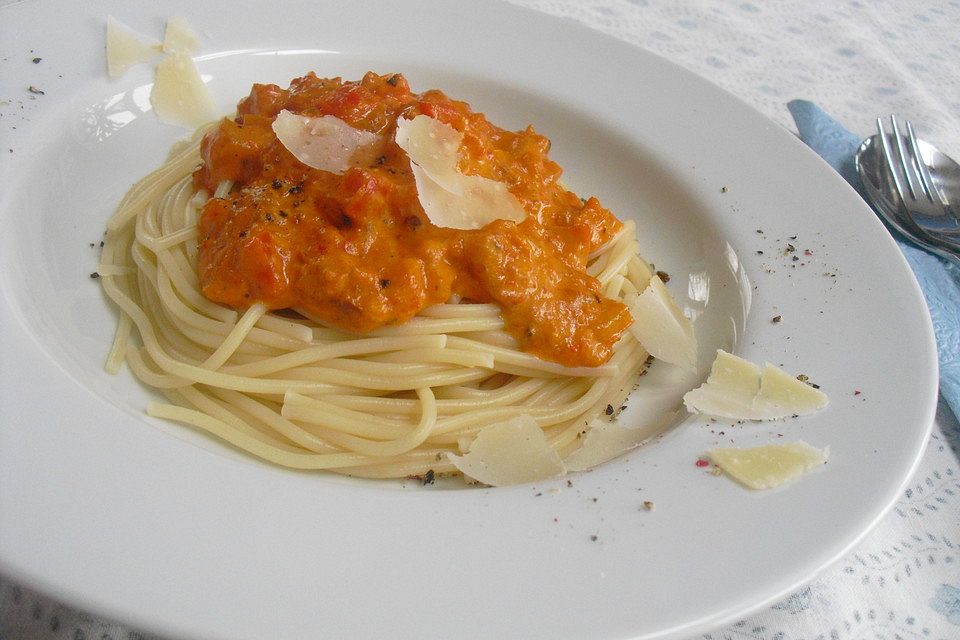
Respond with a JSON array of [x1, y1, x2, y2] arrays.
[[162, 16, 201, 54], [150, 52, 218, 128], [445, 414, 565, 486], [625, 275, 697, 371], [272, 110, 383, 174], [106, 15, 161, 78], [683, 350, 828, 420], [395, 115, 527, 229], [395, 115, 463, 193], [708, 441, 829, 489], [564, 411, 680, 472]]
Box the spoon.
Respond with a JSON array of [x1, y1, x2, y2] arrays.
[[856, 131, 960, 265]]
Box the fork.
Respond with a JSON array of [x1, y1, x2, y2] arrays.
[[875, 115, 960, 251]]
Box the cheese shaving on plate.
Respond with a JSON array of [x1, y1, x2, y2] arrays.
[[150, 51, 218, 128], [106, 16, 161, 78], [564, 411, 680, 472], [708, 441, 829, 489], [395, 115, 528, 229], [162, 16, 201, 54], [446, 414, 565, 486], [272, 110, 384, 174], [683, 350, 828, 419]]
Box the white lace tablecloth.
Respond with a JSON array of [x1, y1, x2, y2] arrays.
[[2, 1, 959, 638]]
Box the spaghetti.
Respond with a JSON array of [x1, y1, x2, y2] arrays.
[[98, 73, 661, 480]]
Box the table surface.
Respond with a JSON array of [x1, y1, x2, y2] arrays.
[[2, 1, 959, 639]]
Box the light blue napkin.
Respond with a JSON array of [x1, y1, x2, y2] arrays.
[[787, 100, 960, 421]]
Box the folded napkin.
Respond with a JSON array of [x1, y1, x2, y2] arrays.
[[788, 100, 960, 421]]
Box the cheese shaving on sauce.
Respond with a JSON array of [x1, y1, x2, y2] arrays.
[[625, 275, 697, 371], [162, 16, 201, 54], [445, 414, 565, 486], [150, 51, 218, 128], [271, 110, 383, 174], [683, 350, 828, 420], [105, 16, 161, 78], [395, 115, 528, 230], [394, 114, 463, 193], [708, 441, 829, 489]]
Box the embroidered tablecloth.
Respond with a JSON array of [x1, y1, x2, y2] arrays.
[[2, 1, 958, 638]]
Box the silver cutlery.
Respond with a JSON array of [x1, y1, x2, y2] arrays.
[[855, 117, 960, 266]]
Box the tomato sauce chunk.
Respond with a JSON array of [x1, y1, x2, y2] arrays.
[[194, 72, 631, 367]]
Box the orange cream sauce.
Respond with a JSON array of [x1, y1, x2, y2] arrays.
[[194, 72, 631, 367]]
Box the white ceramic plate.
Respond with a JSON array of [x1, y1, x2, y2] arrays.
[[0, 1, 937, 639]]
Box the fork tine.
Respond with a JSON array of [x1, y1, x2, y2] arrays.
[[877, 117, 907, 206], [906, 121, 935, 202], [890, 115, 918, 200]]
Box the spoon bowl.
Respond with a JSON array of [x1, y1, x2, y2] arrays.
[[856, 132, 960, 253]]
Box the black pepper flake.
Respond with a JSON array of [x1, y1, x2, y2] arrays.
[[379, 278, 391, 289], [772, 315, 782, 323], [605, 404, 614, 416], [422, 469, 435, 485], [288, 184, 303, 195], [590, 535, 598, 542], [27, 85, 44, 95], [238, 230, 248, 238], [375, 155, 386, 165], [655, 270, 670, 283], [338, 213, 353, 228], [720, 186, 728, 193], [278, 210, 288, 218], [756, 250, 764, 255], [89, 272, 100, 279], [386, 74, 399, 86], [265, 213, 273, 221], [32, 57, 42, 64], [271, 179, 283, 189], [796, 374, 809, 382], [404, 215, 422, 229], [785, 243, 796, 253]]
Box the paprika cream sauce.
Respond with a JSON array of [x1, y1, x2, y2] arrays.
[[194, 72, 632, 368]]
